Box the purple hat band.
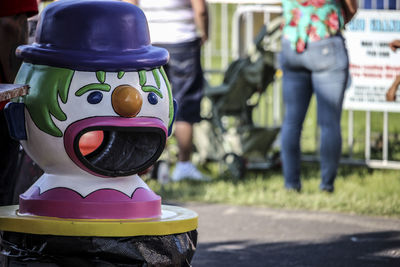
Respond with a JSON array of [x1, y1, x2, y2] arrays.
[[16, 0, 169, 71]]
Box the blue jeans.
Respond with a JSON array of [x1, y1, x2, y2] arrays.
[[280, 36, 349, 191]]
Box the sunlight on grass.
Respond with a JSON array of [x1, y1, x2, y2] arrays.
[[147, 163, 400, 218]]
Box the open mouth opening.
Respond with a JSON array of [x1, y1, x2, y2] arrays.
[[72, 126, 165, 177]]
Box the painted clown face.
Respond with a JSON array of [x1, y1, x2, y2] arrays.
[[15, 63, 175, 182]]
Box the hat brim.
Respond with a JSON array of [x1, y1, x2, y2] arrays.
[[16, 44, 169, 71]]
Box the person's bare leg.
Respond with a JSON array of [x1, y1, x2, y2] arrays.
[[171, 121, 208, 181], [174, 121, 193, 162], [172, 121, 207, 181]]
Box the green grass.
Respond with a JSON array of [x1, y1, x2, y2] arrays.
[[146, 163, 400, 218]]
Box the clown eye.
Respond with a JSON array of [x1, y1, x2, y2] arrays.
[[147, 92, 158, 105], [87, 91, 103, 104]]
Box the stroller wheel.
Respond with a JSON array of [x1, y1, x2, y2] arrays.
[[222, 153, 246, 179]]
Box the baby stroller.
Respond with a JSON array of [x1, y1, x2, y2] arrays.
[[194, 19, 282, 178]]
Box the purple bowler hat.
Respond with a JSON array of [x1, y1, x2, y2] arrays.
[[16, 0, 169, 71]]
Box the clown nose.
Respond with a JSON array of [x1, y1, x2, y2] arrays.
[[112, 85, 143, 117]]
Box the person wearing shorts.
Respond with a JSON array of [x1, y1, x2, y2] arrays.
[[137, 0, 209, 181]]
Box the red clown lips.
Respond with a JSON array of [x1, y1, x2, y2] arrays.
[[64, 116, 167, 177]]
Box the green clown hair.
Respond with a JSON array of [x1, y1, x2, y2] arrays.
[[138, 67, 174, 129], [159, 67, 174, 129], [15, 63, 74, 137]]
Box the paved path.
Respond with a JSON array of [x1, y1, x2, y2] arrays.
[[180, 203, 400, 267]]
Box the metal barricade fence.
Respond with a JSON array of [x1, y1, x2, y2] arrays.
[[203, 0, 400, 169]]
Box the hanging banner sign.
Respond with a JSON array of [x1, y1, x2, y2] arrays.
[[343, 9, 400, 112]]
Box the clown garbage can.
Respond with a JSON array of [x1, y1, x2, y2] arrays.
[[0, 1, 197, 266]]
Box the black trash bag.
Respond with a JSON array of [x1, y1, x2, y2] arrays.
[[0, 230, 197, 267]]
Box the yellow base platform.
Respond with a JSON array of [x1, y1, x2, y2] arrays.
[[0, 205, 197, 237]]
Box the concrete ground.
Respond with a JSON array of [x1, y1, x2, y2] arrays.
[[181, 203, 400, 267]]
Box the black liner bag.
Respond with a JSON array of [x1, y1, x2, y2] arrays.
[[0, 230, 197, 267]]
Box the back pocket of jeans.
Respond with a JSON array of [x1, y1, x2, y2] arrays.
[[308, 42, 336, 71]]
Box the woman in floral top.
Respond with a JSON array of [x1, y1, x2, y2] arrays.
[[283, 0, 345, 53], [280, 0, 357, 192]]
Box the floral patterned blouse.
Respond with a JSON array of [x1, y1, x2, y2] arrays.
[[282, 0, 345, 53]]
